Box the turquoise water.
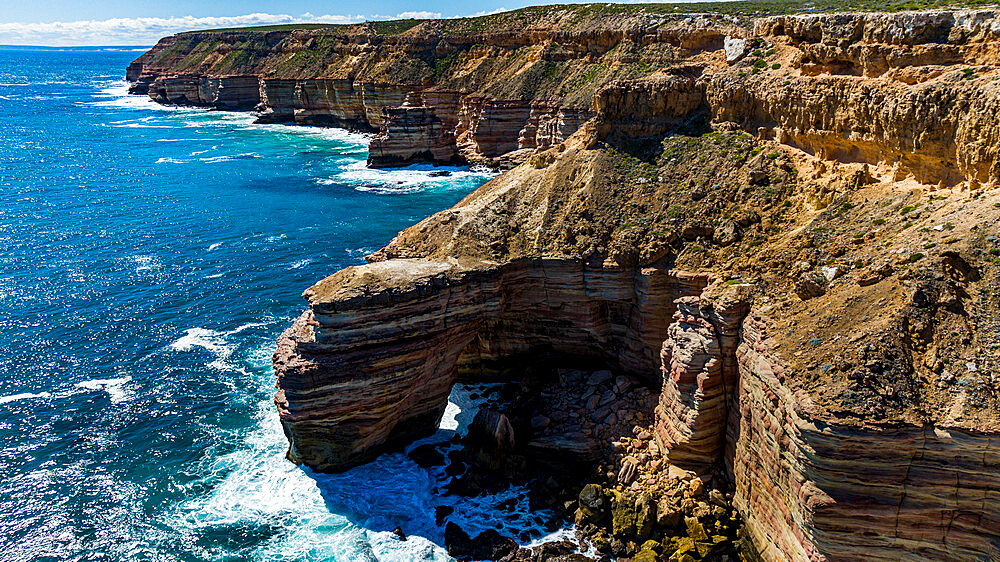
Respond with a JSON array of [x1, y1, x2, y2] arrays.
[[0, 48, 557, 561]]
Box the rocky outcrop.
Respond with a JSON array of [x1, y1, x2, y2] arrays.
[[273, 258, 710, 471], [127, 9, 742, 167], [707, 71, 1000, 188], [130, 7, 1000, 188], [268, 85, 1000, 562], [729, 316, 1000, 561], [143, 74, 261, 110], [655, 288, 750, 474], [255, 79, 410, 130]]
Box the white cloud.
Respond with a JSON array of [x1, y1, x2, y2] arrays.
[[464, 8, 509, 18], [0, 13, 369, 46], [0, 9, 511, 47], [394, 11, 443, 20]]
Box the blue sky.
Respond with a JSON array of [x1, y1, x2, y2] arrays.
[[0, 0, 639, 46]]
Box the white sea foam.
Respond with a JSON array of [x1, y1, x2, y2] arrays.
[[76, 377, 132, 403], [288, 258, 312, 270], [0, 391, 52, 405], [111, 123, 179, 129], [231, 323, 265, 334], [159, 379, 574, 561], [169, 325, 262, 375], [155, 157, 185, 164], [322, 160, 497, 194], [345, 247, 376, 258], [85, 81, 202, 114], [204, 272, 224, 279], [170, 327, 231, 355], [200, 152, 259, 163], [170, 327, 244, 375], [239, 122, 371, 146], [207, 243, 222, 251], [0, 81, 70, 87]]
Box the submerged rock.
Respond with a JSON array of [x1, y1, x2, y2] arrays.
[[444, 522, 518, 562]]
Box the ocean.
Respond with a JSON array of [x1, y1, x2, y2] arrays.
[[0, 47, 557, 561]]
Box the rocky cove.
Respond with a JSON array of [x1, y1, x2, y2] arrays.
[[130, 4, 1000, 561]]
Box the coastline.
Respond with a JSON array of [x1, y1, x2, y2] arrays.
[[126, 4, 1000, 560]]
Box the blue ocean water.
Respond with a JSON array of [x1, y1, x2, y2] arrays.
[[0, 48, 560, 561]]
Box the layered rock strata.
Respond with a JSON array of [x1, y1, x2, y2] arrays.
[[131, 8, 1000, 184], [728, 316, 1000, 561], [127, 10, 742, 166], [273, 258, 709, 471], [655, 288, 750, 474]]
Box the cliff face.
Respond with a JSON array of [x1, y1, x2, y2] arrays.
[[130, 8, 1000, 183], [128, 10, 741, 167], [132, 6, 1000, 561], [273, 258, 710, 470]]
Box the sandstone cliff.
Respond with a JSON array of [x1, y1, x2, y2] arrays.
[[127, 7, 746, 167], [133, 6, 1000, 561]]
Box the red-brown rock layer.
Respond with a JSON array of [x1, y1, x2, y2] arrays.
[[655, 288, 750, 474], [727, 315, 1000, 561], [273, 258, 709, 471]]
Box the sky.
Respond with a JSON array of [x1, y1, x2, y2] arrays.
[[0, 0, 600, 46]]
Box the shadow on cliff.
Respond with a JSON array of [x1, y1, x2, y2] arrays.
[[301, 447, 453, 544], [297, 383, 552, 549], [604, 112, 712, 164]]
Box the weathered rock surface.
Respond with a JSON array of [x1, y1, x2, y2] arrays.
[[655, 287, 750, 473], [729, 315, 1000, 561], [273, 258, 709, 471], [131, 7, 1000, 186], [128, 9, 739, 166]]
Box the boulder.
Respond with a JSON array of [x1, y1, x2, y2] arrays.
[[794, 271, 827, 300], [632, 550, 658, 562], [407, 443, 445, 468], [445, 522, 518, 562], [857, 261, 894, 286], [636, 493, 657, 541], [656, 497, 683, 528], [724, 36, 747, 63], [530, 415, 551, 429], [579, 483, 606, 511], [611, 491, 637, 539], [713, 219, 741, 246], [587, 370, 614, 386], [618, 456, 640, 485], [466, 408, 516, 472], [685, 516, 709, 541], [435, 505, 454, 525]]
